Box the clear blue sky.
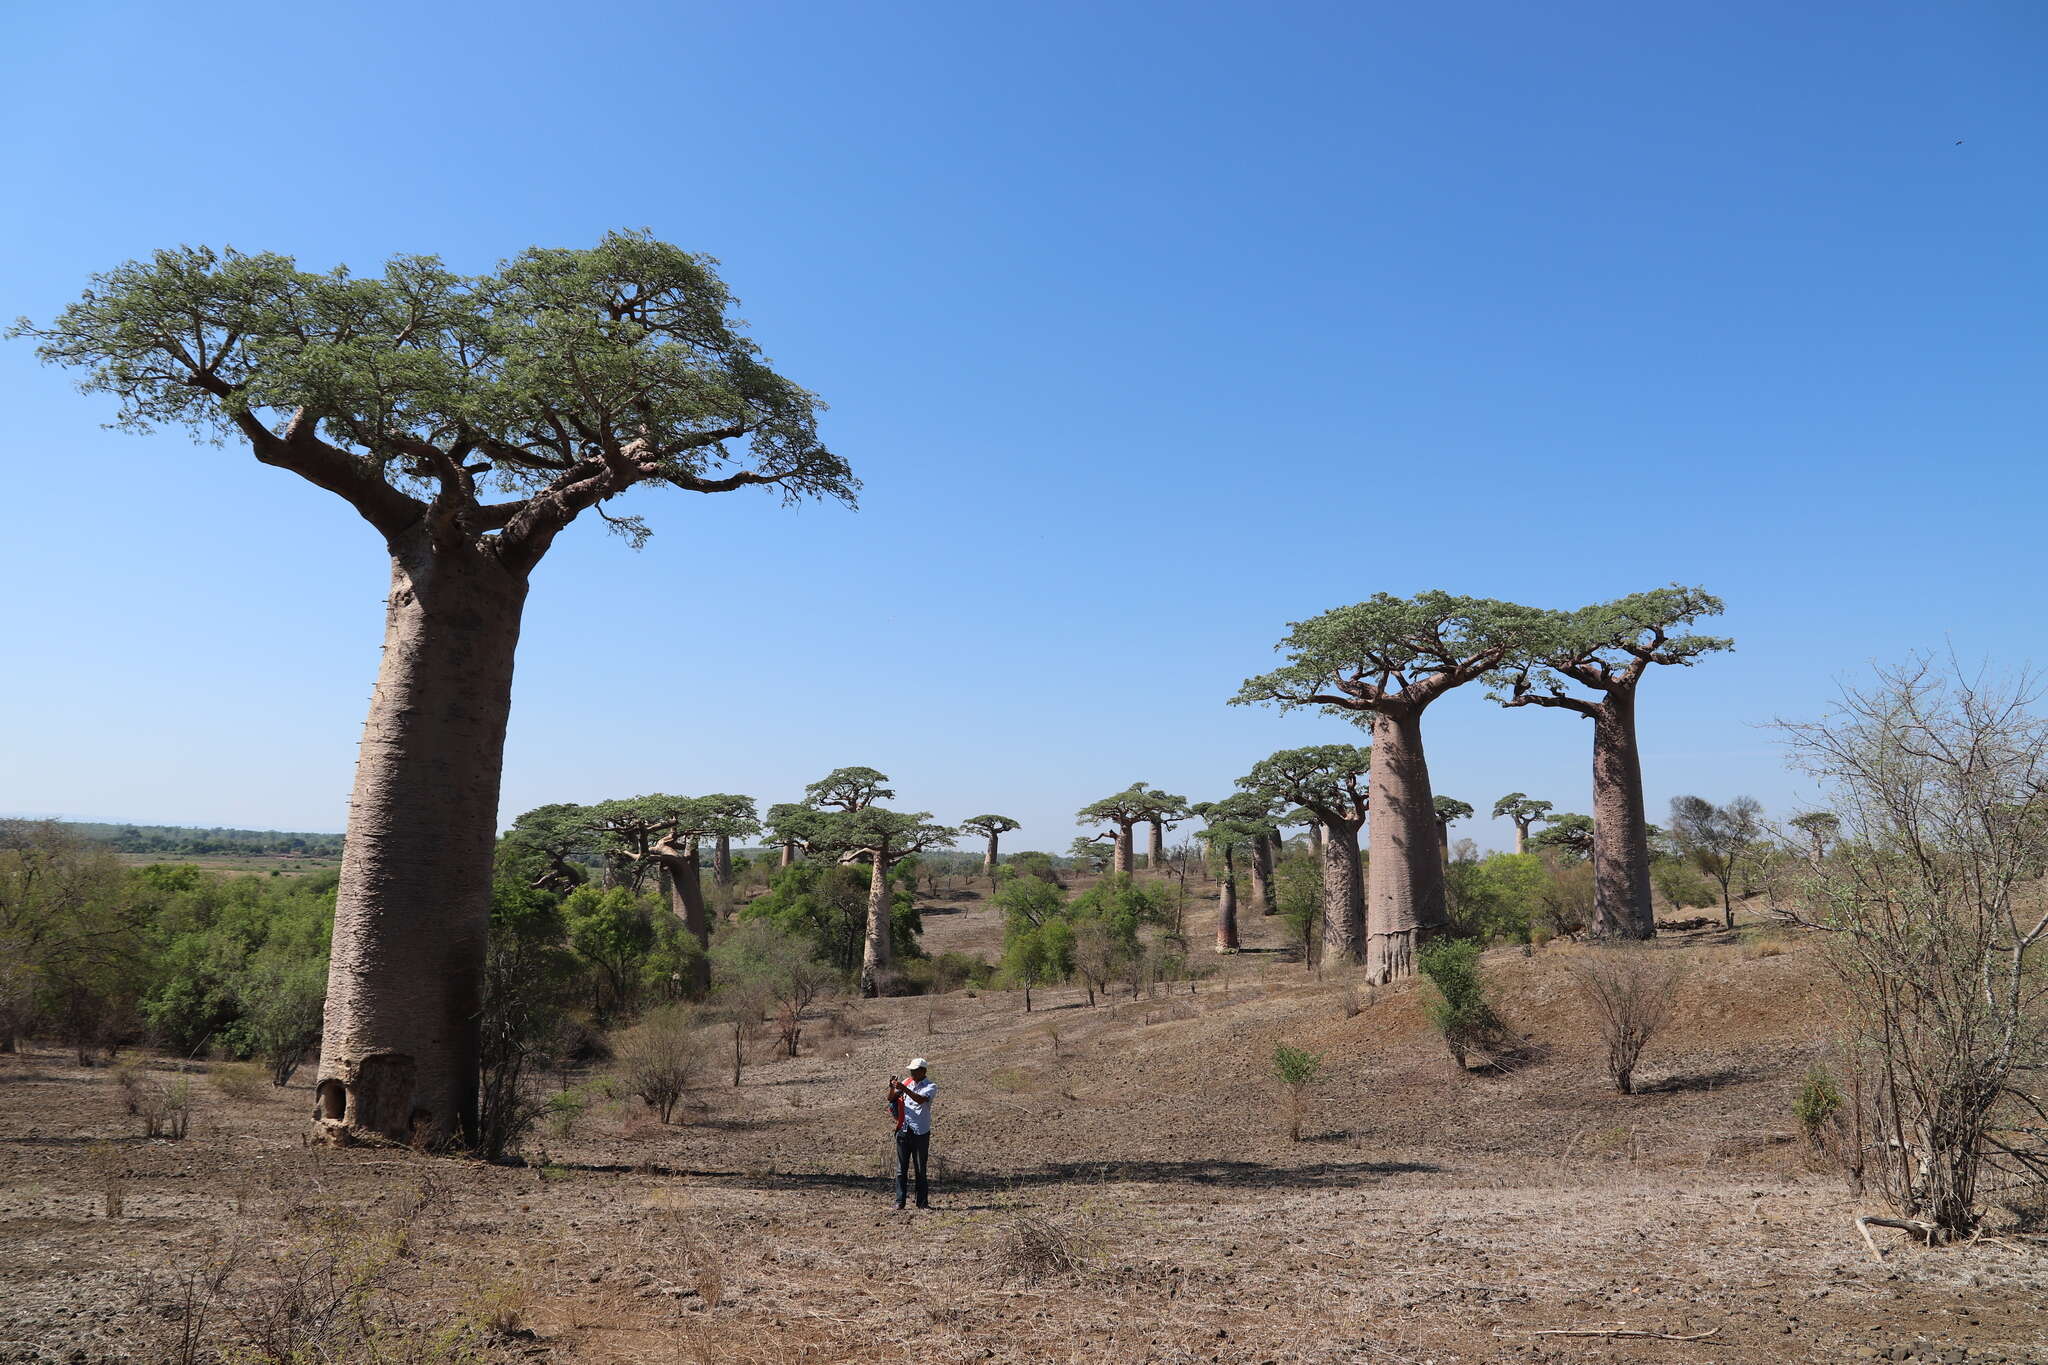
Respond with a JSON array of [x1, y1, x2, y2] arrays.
[[3, 2, 2043, 854]]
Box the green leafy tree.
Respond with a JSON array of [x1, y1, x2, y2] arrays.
[[13, 233, 856, 1144], [1192, 796, 1268, 954], [1528, 812, 1594, 863], [803, 766, 894, 812], [1233, 592, 1542, 981], [1067, 834, 1117, 875], [1271, 1044, 1324, 1141], [1236, 746, 1371, 963], [710, 918, 832, 1058], [504, 803, 593, 894], [803, 796, 955, 996], [1495, 586, 1732, 939], [1418, 938, 1508, 1069], [959, 814, 1023, 886], [1443, 852, 1551, 943], [584, 794, 759, 995], [1490, 793, 1554, 855], [561, 885, 659, 1023], [1667, 794, 1765, 929]]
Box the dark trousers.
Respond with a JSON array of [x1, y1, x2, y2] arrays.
[[894, 1130, 930, 1207]]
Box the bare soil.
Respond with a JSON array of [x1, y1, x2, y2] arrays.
[[2, 882, 2042, 1364]]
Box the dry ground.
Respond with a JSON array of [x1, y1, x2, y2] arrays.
[[2, 881, 2044, 1364]]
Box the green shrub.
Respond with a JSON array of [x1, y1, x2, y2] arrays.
[[1794, 1063, 1844, 1140], [1418, 938, 1506, 1069], [1272, 1044, 1323, 1141]]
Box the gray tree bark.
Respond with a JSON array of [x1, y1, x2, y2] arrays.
[[712, 834, 733, 917], [1511, 821, 1530, 856], [1365, 707, 1446, 983], [1215, 847, 1240, 952], [1590, 689, 1656, 939], [1308, 822, 1326, 858], [779, 839, 796, 869], [1320, 819, 1366, 964], [1113, 824, 1134, 878], [983, 831, 1001, 883], [315, 541, 526, 1147], [653, 836, 713, 996], [1249, 833, 1276, 916], [859, 850, 892, 997], [1148, 820, 1166, 871]]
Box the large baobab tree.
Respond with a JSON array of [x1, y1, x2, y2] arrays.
[[804, 766, 894, 813], [1138, 787, 1192, 872], [1193, 796, 1268, 953], [1496, 586, 1731, 939], [1433, 796, 1473, 862], [1076, 785, 1155, 878], [1491, 793, 1554, 855], [505, 803, 592, 894], [808, 806, 955, 996], [1237, 746, 1371, 964], [14, 232, 855, 1145], [959, 814, 1022, 885], [1234, 593, 1539, 981]]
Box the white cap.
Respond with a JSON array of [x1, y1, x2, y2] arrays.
[[908, 1057, 928, 1072]]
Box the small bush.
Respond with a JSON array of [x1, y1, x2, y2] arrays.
[[990, 1215, 1086, 1285], [613, 1005, 711, 1123], [1794, 1063, 1843, 1139], [1563, 947, 1685, 1094], [1418, 939, 1507, 1069], [86, 1141, 126, 1218], [1272, 1044, 1323, 1142], [140, 1074, 195, 1139], [210, 1062, 268, 1103]]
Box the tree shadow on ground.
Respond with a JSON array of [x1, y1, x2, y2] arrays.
[[1636, 1065, 1758, 1094], [687, 1157, 1443, 1193]]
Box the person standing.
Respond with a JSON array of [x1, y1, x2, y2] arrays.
[[888, 1058, 936, 1209]]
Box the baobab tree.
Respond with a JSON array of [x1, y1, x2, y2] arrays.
[[1433, 797, 1474, 862], [959, 814, 1022, 885], [1193, 796, 1267, 953], [1068, 835, 1117, 875], [1491, 793, 1554, 855], [1497, 586, 1731, 939], [1529, 812, 1594, 861], [1138, 787, 1192, 872], [14, 233, 856, 1144], [585, 794, 760, 994], [1237, 746, 1371, 964], [807, 805, 956, 996], [804, 766, 894, 812], [1076, 784, 1155, 878], [763, 803, 819, 868], [1234, 593, 1540, 981], [505, 803, 592, 893], [1789, 810, 1839, 867]]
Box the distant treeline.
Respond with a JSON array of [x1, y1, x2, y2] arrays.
[[62, 822, 345, 857]]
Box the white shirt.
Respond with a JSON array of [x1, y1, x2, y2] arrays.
[[898, 1077, 936, 1135]]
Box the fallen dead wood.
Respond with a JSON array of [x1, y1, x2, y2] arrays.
[[1498, 1325, 1720, 1342], [1855, 1214, 1940, 1260]]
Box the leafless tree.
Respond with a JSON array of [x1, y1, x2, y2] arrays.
[[1562, 947, 1684, 1093], [1771, 659, 2048, 1240]]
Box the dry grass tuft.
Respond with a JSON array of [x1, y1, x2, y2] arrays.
[[989, 1214, 1087, 1285], [209, 1061, 269, 1103]]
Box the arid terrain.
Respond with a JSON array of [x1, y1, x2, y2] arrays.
[[2, 880, 2042, 1365]]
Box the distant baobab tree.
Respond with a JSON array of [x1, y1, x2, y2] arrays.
[[1491, 793, 1554, 855], [1497, 586, 1731, 938], [1238, 746, 1371, 964], [1193, 795, 1268, 953], [13, 231, 856, 1145], [585, 793, 759, 995], [1076, 784, 1156, 878], [1433, 797, 1474, 862], [1235, 593, 1541, 981], [505, 803, 592, 894], [1138, 787, 1192, 872], [959, 814, 1022, 885]]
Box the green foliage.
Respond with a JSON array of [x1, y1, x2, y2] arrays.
[[1418, 938, 1506, 1067], [960, 814, 1022, 841], [12, 232, 857, 545], [1491, 792, 1553, 828], [803, 767, 894, 812], [994, 873, 1066, 931], [58, 821, 343, 858], [561, 885, 661, 1021], [1236, 746, 1369, 827], [1528, 812, 1594, 863], [1499, 586, 1731, 706], [1272, 1044, 1324, 1087], [1443, 852, 1549, 943], [1001, 918, 1074, 1007], [1067, 875, 1170, 959], [741, 859, 924, 979], [1272, 846, 1324, 966], [1433, 796, 1474, 829], [1651, 856, 1718, 910], [1795, 1063, 1845, 1139]]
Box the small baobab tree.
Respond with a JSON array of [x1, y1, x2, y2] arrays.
[[1234, 593, 1541, 982], [959, 814, 1022, 886], [1068, 835, 1117, 876], [1789, 810, 1840, 868], [1137, 787, 1192, 872], [13, 232, 857, 1144], [1530, 812, 1594, 862], [1237, 746, 1371, 964], [1432, 796, 1473, 863], [586, 794, 760, 995], [1491, 793, 1554, 855], [1495, 586, 1732, 939], [1193, 796, 1268, 953], [808, 803, 956, 996], [1076, 785, 1154, 878], [1668, 794, 1765, 929]]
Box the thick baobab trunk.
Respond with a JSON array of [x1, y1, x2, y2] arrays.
[[1215, 848, 1240, 953], [1250, 833, 1276, 916], [1437, 822, 1451, 863], [1365, 707, 1446, 984], [1511, 821, 1529, 856], [1320, 820, 1366, 964], [859, 852, 892, 997], [713, 834, 733, 917], [779, 839, 796, 869], [1590, 690, 1655, 940], [983, 831, 1001, 883], [1148, 820, 1166, 871], [654, 839, 713, 996], [1113, 826, 1134, 878], [1308, 822, 1325, 858], [315, 543, 527, 1148]]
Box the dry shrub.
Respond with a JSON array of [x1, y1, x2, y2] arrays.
[[613, 1004, 712, 1124], [133, 1073, 196, 1138], [210, 1062, 269, 1103], [989, 1214, 1086, 1285], [1562, 946, 1684, 1094], [86, 1141, 127, 1218], [644, 1190, 725, 1309]]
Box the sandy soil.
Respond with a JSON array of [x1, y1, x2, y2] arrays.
[[2, 884, 2043, 1364]]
